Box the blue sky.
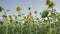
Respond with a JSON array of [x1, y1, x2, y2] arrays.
[[0, 0, 60, 19]]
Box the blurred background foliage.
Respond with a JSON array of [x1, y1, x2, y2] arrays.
[[0, 0, 60, 34]]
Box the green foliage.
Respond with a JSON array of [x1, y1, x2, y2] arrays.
[[0, 21, 3, 25], [0, 6, 3, 12], [0, 0, 60, 34]]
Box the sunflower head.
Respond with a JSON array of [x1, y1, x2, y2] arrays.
[[46, 0, 51, 5], [28, 7, 31, 10], [29, 12, 32, 17], [16, 6, 21, 11], [49, 2, 54, 6], [2, 13, 7, 17], [2, 13, 8, 22], [34, 11, 37, 14], [23, 16, 27, 20], [3, 17, 8, 22], [41, 10, 49, 18]]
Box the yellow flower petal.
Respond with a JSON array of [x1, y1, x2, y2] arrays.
[[23, 16, 27, 20], [16, 6, 20, 11], [46, 0, 51, 5]]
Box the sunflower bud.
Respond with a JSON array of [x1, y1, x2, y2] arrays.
[[46, 0, 51, 5], [41, 10, 49, 18]]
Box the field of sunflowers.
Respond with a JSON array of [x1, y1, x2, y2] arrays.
[[0, 0, 60, 34]]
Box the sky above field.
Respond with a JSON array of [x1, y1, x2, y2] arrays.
[[0, 0, 60, 19]]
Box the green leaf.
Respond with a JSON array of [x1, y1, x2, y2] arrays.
[[7, 10, 10, 11], [0, 6, 3, 12], [51, 12, 56, 18], [0, 21, 3, 25]]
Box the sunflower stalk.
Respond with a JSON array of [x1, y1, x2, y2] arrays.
[[47, 16, 51, 34]]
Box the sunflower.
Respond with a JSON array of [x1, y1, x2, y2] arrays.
[[29, 12, 32, 17], [2, 13, 8, 22], [2, 13, 7, 17], [41, 10, 49, 18], [28, 7, 31, 10], [23, 16, 27, 20], [46, 0, 51, 5], [4, 17, 8, 22], [16, 6, 20, 11]]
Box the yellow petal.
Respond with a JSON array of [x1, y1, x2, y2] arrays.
[[46, 0, 51, 5], [23, 16, 27, 20], [16, 6, 20, 11]]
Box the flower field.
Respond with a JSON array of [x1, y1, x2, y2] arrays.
[[0, 0, 60, 34]]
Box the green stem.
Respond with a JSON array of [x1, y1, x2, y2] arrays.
[[51, 6, 53, 11], [47, 16, 51, 34], [3, 8, 6, 13]]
